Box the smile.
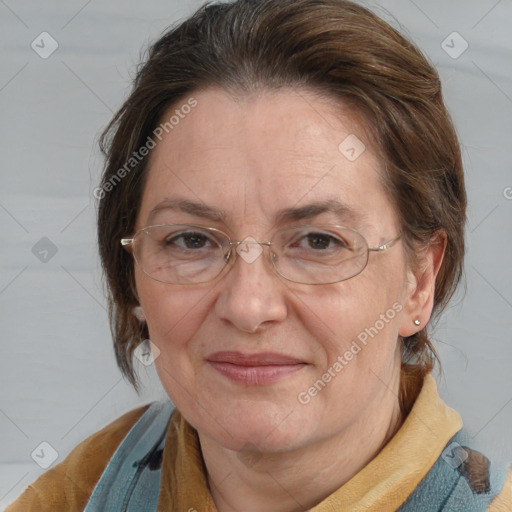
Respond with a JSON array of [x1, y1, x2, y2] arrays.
[[207, 351, 307, 385]]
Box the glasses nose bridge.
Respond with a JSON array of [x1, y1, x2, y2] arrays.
[[229, 239, 274, 257], [229, 239, 272, 248], [226, 238, 276, 271]]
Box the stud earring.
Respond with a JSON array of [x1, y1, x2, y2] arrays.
[[133, 306, 146, 322], [414, 319, 421, 326]]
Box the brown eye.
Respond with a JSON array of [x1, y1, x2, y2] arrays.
[[166, 232, 211, 249], [290, 231, 347, 252], [305, 233, 338, 250]]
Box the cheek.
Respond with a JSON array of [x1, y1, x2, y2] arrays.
[[295, 271, 405, 401], [135, 270, 210, 352], [296, 282, 403, 411], [138, 280, 215, 407], [301, 269, 402, 342]]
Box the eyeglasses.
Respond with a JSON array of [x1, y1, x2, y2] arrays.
[[121, 224, 402, 285]]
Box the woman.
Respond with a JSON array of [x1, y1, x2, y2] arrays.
[[7, 0, 511, 510]]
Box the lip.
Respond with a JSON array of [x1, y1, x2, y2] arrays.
[[208, 351, 304, 365], [207, 351, 306, 385]]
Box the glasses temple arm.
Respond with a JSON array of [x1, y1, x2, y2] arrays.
[[368, 233, 402, 252]]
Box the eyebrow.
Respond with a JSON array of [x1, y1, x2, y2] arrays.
[[148, 199, 227, 223], [147, 198, 365, 226], [275, 199, 365, 225]]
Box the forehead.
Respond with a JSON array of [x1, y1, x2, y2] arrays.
[[137, 87, 396, 234]]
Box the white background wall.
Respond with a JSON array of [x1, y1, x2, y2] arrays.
[[1, 0, 511, 507]]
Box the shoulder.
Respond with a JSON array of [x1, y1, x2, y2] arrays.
[[5, 404, 151, 512]]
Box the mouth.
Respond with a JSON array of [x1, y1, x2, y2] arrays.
[[207, 351, 307, 385]]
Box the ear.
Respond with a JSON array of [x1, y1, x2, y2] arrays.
[[399, 231, 447, 337]]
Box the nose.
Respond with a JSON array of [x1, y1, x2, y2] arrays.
[[214, 242, 288, 333]]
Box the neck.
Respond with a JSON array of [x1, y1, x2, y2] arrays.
[[198, 376, 404, 512]]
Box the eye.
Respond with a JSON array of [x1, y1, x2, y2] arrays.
[[306, 232, 342, 250], [165, 231, 215, 250], [291, 231, 348, 251]]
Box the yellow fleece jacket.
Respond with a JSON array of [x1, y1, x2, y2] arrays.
[[6, 374, 512, 511]]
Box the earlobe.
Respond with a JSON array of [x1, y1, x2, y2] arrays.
[[133, 305, 146, 322], [399, 231, 447, 337]]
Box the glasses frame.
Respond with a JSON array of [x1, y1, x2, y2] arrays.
[[121, 223, 402, 285]]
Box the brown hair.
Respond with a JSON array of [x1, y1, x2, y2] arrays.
[[97, 0, 466, 415]]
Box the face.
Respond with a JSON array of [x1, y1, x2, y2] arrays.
[[134, 87, 415, 453]]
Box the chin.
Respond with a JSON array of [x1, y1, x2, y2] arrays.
[[225, 426, 307, 455], [203, 402, 317, 453]]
